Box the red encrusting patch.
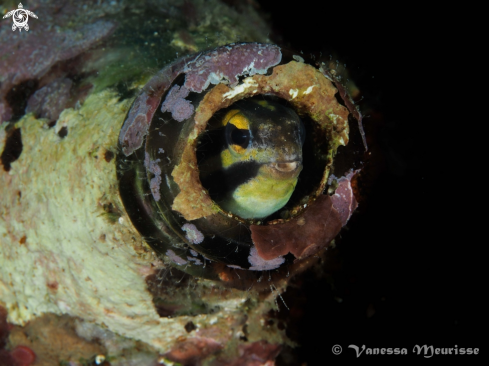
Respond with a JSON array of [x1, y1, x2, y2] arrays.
[[251, 170, 359, 262], [10, 346, 36, 366], [163, 337, 222, 364], [0, 307, 36, 366], [231, 341, 281, 366], [250, 195, 342, 261]]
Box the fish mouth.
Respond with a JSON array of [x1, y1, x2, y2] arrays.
[[267, 160, 303, 179], [270, 161, 300, 172]]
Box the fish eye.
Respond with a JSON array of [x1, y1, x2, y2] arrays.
[[226, 123, 250, 152]]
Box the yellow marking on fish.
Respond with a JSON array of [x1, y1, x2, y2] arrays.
[[220, 149, 235, 168], [223, 111, 252, 154], [221, 109, 240, 126], [221, 147, 264, 168], [232, 144, 246, 154], [229, 167, 299, 219], [228, 114, 249, 130], [256, 100, 276, 111]]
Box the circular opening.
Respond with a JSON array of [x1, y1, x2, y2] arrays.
[[196, 94, 328, 222], [118, 46, 353, 277]]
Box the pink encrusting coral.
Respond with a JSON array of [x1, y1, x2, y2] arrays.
[[161, 85, 195, 122], [330, 170, 359, 226], [25, 78, 73, 122], [120, 93, 155, 156], [144, 152, 162, 201], [120, 55, 196, 156], [0, 20, 116, 123], [181, 223, 204, 244], [248, 247, 285, 271], [184, 43, 282, 92], [187, 256, 203, 265], [120, 43, 282, 155], [165, 250, 188, 266]]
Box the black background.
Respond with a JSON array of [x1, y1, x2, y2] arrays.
[[254, 1, 481, 364]]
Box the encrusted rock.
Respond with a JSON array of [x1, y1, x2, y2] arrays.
[[25, 78, 73, 122], [184, 43, 282, 92]]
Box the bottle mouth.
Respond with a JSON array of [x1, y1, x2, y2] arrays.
[[117, 42, 363, 280]]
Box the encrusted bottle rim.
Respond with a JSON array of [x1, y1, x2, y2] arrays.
[[117, 42, 365, 287]]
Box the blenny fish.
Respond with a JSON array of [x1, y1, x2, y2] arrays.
[[197, 97, 305, 219]]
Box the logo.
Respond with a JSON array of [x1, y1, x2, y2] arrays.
[[3, 3, 38, 32], [348, 344, 408, 357], [342, 344, 479, 358], [332, 345, 342, 355]]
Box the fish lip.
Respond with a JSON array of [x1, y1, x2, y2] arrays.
[[268, 161, 302, 173], [267, 160, 302, 176]]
